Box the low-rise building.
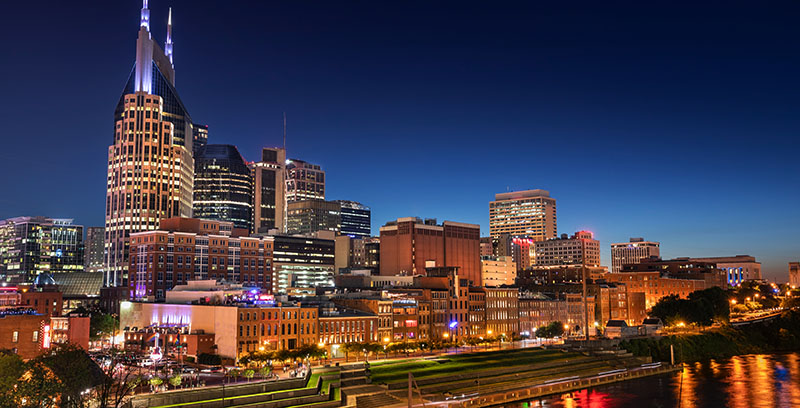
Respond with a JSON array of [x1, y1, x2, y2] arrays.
[[481, 256, 517, 287]]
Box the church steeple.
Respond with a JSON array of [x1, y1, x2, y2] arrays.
[[140, 0, 151, 31], [165, 7, 174, 66]]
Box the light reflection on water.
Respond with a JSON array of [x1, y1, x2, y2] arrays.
[[522, 353, 800, 408]]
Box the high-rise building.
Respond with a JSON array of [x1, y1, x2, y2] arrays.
[[379, 218, 481, 285], [334, 200, 371, 239], [105, 2, 197, 287], [0, 217, 84, 283], [286, 200, 341, 235], [610, 238, 660, 273], [286, 159, 325, 202], [790, 263, 800, 288], [192, 124, 208, 157], [85, 227, 105, 273], [193, 145, 254, 232], [251, 147, 286, 233], [489, 189, 556, 240], [534, 231, 601, 267]]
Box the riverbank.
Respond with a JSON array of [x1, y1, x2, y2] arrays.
[[621, 309, 800, 362]]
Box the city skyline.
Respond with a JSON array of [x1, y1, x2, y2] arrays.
[[1, 1, 799, 280]]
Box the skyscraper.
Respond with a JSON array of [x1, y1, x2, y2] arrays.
[[489, 189, 557, 240], [0, 217, 84, 283], [286, 159, 325, 202], [251, 147, 286, 233], [610, 238, 660, 273], [334, 200, 371, 239], [104, 2, 196, 287], [193, 144, 254, 231], [286, 199, 341, 235], [85, 227, 105, 273]]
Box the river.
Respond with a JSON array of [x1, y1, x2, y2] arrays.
[[523, 353, 800, 408]]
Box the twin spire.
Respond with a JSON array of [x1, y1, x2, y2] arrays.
[[140, 0, 174, 67]]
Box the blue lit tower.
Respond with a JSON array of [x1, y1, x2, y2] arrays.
[[104, 1, 197, 287]]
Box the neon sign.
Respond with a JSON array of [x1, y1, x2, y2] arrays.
[[42, 325, 51, 349]]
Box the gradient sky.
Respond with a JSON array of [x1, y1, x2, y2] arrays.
[[1, 1, 798, 281]]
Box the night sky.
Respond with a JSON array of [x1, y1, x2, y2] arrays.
[[1, 1, 798, 280]]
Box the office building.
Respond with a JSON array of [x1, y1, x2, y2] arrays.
[[286, 199, 341, 235], [688, 255, 761, 285], [534, 231, 601, 267], [85, 227, 105, 273], [286, 159, 325, 202], [251, 147, 286, 233], [480, 256, 517, 287], [334, 200, 371, 239], [105, 3, 198, 287], [193, 144, 255, 231], [610, 238, 660, 273], [0, 217, 84, 284], [192, 124, 208, 157], [379, 217, 481, 285], [272, 235, 335, 296], [128, 217, 274, 300], [489, 189, 557, 240]]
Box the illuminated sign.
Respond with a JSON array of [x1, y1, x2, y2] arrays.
[[42, 325, 51, 349]]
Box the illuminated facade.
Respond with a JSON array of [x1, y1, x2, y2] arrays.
[[105, 2, 198, 287], [480, 256, 517, 287], [251, 147, 286, 233], [286, 199, 341, 235], [272, 235, 335, 295], [334, 200, 371, 239], [489, 189, 557, 240], [790, 262, 800, 288], [0, 217, 84, 284], [193, 144, 254, 232], [128, 218, 274, 300], [688, 255, 761, 285], [610, 238, 660, 273], [286, 159, 325, 202], [534, 231, 601, 267]]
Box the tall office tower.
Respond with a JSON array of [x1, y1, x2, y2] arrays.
[[0, 217, 84, 283], [379, 217, 481, 285], [105, 2, 196, 287], [790, 263, 800, 288], [286, 159, 325, 202], [85, 227, 106, 273], [251, 147, 286, 233], [334, 200, 371, 239], [489, 189, 557, 240], [286, 200, 341, 235], [193, 145, 254, 232], [534, 231, 601, 267], [610, 238, 660, 273], [192, 124, 209, 157]]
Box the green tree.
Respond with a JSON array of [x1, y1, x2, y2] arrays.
[[168, 374, 181, 389], [0, 351, 26, 406], [90, 313, 119, 341], [259, 366, 271, 379], [39, 343, 100, 408], [15, 361, 63, 408], [243, 369, 254, 382]]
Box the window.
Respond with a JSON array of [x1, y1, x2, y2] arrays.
[[12, 331, 18, 343], [32, 331, 39, 342]]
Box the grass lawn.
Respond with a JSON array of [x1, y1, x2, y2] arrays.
[[369, 348, 583, 384]]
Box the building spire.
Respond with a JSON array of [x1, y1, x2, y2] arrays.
[[140, 0, 151, 31], [165, 7, 174, 66]]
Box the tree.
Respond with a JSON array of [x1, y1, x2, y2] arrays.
[[14, 361, 63, 408], [149, 377, 163, 391], [39, 343, 101, 408], [197, 353, 221, 366], [536, 321, 565, 338], [243, 369, 254, 382], [259, 366, 272, 379], [90, 313, 118, 342], [94, 352, 142, 408], [168, 374, 181, 389], [0, 351, 26, 407]]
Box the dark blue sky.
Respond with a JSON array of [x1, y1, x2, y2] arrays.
[[1, 1, 798, 280]]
